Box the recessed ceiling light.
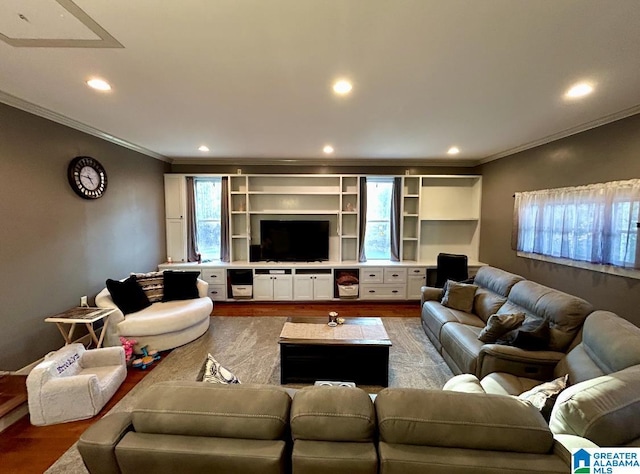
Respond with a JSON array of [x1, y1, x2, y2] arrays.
[[332, 80, 352, 95], [565, 82, 594, 99], [323, 145, 334, 154], [86, 78, 111, 91], [447, 146, 460, 155], [198, 145, 210, 152]]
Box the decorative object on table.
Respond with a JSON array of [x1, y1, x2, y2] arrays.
[[336, 317, 345, 325], [328, 311, 338, 327], [345, 202, 354, 212], [131, 345, 161, 369], [26, 343, 126, 425], [119, 336, 137, 364], [314, 380, 356, 387], [67, 156, 108, 199]]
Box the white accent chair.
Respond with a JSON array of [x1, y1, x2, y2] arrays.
[[27, 343, 127, 426]]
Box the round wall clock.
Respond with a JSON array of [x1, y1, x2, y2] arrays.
[[67, 156, 108, 199]]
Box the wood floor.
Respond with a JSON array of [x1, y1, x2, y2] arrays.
[[0, 302, 421, 474]]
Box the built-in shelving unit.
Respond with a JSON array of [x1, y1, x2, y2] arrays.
[[163, 173, 483, 300]]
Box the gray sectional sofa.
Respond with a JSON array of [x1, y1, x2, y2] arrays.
[[421, 265, 594, 378]]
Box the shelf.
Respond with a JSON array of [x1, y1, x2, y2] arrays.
[[403, 213, 419, 217], [248, 191, 339, 195], [341, 235, 358, 238], [232, 235, 248, 238], [250, 210, 339, 215], [231, 211, 247, 214], [402, 237, 419, 241], [342, 211, 358, 215], [404, 194, 419, 198], [420, 217, 479, 221]]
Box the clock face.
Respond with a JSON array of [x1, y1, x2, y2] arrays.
[[68, 156, 107, 199]]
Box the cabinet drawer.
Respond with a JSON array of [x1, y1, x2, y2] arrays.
[[407, 267, 427, 277], [201, 269, 226, 284], [383, 268, 407, 283], [207, 284, 227, 301], [360, 268, 383, 283], [359, 284, 406, 300]]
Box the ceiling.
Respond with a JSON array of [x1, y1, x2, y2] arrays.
[[1, 0, 639, 166]]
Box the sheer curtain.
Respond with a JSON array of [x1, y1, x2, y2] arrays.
[[515, 179, 640, 268]]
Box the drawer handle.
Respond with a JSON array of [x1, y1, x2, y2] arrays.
[[211, 291, 218, 295], [392, 290, 399, 293], [368, 290, 375, 293], [369, 274, 376, 277], [392, 274, 399, 277]]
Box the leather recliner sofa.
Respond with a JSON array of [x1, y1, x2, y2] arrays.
[[421, 265, 594, 378]]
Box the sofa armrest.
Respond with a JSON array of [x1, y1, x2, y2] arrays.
[[197, 278, 209, 298], [553, 434, 599, 466], [420, 286, 443, 306], [477, 344, 564, 380], [82, 346, 125, 368], [442, 374, 486, 393], [78, 412, 133, 474], [375, 388, 553, 454]]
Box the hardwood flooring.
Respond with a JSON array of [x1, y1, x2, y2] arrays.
[[0, 302, 421, 473]]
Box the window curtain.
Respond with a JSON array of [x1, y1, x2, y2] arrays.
[[358, 177, 367, 262], [515, 179, 640, 268], [220, 176, 230, 262], [390, 177, 402, 261], [185, 177, 200, 262]]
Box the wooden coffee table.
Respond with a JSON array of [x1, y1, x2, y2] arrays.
[[278, 317, 392, 386]]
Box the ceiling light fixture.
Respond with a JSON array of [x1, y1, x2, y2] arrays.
[[198, 145, 210, 152], [447, 146, 460, 155], [565, 82, 594, 99], [323, 145, 334, 154], [86, 78, 111, 91], [332, 80, 352, 95]]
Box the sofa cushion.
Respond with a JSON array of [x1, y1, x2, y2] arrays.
[[441, 280, 478, 313], [375, 388, 554, 454], [557, 311, 640, 383], [292, 440, 377, 474], [550, 365, 640, 446], [440, 323, 484, 375], [132, 381, 291, 440], [480, 372, 545, 396], [473, 266, 525, 298], [132, 271, 164, 303], [478, 313, 525, 343], [518, 375, 568, 421], [473, 288, 508, 323], [163, 271, 200, 301], [422, 302, 485, 342], [116, 298, 213, 337], [290, 386, 375, 442], [499, 280, 593, 352], [106, 276, 151, 315]]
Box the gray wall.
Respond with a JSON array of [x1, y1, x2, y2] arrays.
[[0, 103, 168, 370], [478, 113, 640, 325]]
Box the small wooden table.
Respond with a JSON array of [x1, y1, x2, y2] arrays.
[[279, 317, 392, 386], [45, 307, 116, 349]]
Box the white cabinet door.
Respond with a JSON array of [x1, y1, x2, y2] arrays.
[[164, 175, 185, 219], [166, 218, 186, 262], [407, 275, 426, 300], [293, 275, 314, 301], [252, 275, 273, 300], [273, 275, 293, 301], [313, 274, 334, 300]]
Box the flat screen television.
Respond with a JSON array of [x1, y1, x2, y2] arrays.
[[260, 220, 330, 262]]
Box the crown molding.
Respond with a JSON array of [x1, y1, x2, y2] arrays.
[[169, 157, 480, 167], [479, 104, 640, 165], [0, 90, 169, 162]]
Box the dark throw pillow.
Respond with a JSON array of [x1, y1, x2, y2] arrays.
[[106, 276, 151, 315], [518, 374, 569, 421], [499, 318, 550, 351], [441, 280, 478, 313], [162, 271, 200, 301], [478, 312, 526, 343]]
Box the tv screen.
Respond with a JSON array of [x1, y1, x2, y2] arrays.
[[260, 220, 330, 262]]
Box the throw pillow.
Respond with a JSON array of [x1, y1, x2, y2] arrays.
[[499, 317, 551, 351], [518, 374, 569, 421], [200, 353, 241, 384], [131, 271, 164, 303], [441, 280, 478, 313], [162, 271, 200, 301], [106, 276, 151, 315], [478, 312, 526, 343]]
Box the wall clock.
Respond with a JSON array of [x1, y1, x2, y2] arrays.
[[68, 156, 108, 199]]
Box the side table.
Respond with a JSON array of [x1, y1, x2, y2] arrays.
[[45, 307, 116, 349]]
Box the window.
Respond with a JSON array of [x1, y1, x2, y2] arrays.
[[364, 177, 393, 260], [194, 177, 222, 260], [515, 179, 640, 270]]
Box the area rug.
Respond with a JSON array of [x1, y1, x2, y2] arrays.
[[46, 316, 452, 473]]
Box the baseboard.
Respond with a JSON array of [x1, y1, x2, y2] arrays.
[[0, 403, 28, 433]]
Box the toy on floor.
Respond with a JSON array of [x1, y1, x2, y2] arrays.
[[131, 345, 161, 369]]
